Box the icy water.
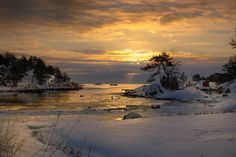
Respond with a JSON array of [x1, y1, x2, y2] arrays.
[[0, 84, 224, 118], [0, 84, 150, 107], [0, 84, 165, 111]]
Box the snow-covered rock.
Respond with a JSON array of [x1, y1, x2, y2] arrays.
[[127, 82, 206, 101], [123, 112, 143, 120], [221, 79, 236, 93], [157, 87, 206, 101], [126, 82, 166, 97]]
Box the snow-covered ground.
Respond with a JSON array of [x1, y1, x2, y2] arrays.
[[2, 113, 236, 157], [0, 81, 235, 157], [126, 83, 210, 101], [126, 80, 236, 103]]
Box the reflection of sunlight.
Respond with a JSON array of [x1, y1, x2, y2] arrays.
[[44, 48, 212, 66], [125, 72, 140, 83], [108, 49, 160, 62]]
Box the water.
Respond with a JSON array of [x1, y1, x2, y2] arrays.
[[0, 84, 165, 111], [0, 84, 226, 118]]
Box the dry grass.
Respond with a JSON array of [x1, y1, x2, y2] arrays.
[[0, 123, 24, 157]]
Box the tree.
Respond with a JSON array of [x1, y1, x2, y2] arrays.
[[0, 66, 8, 86], [223, 55, 236, 81], [0, 52, 25, 87], [206, 73, 228, 84], [141, 52, 181, 90], [54, 67, 63, 84], [192, 74, 201, 82], [8, 60, 25, 87], [179, 72, 187, 88], [62, 72, 70, 83], [0, 51, 70, 87], [33, 58, 47, 85], [230, 27, 236, 48]]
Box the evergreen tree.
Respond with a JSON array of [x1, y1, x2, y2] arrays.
[[8, 60, 25, 87], [223, 55, 236, 81], [192, 74, 201, 82], [0, 51, 70, 87], [33, 57, 47, 85], [230, 27, 236, 49], [141, 52, 181, 90], [62, 72, 70, 83]]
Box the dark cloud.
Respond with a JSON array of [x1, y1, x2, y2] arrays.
[[76, 49, 107, 54], [0, 0, 235, 31], [45, 55, 227, 83], [0, 0, 235, 83], [50, 60, 146, 83], [160, 11, 203, 25]]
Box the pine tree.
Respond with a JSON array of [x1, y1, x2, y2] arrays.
[[141, 52, 181, 90], [0, 51, 70, 87], [223, 55, 236, 81], [230, 27, 236, 49]]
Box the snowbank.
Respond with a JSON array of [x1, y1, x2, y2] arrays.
[[126, 83, 206, 101], [125, 82, 166, 97], [5, 113, 236, 157], [157, 87, 206, 101], [221, 79, 236, 93]]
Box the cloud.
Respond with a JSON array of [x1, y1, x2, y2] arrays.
[[0, 0, 235, 31], [0, 0, 235, 83], [74, 49, 107, 55], [160, 12, 203, 25]]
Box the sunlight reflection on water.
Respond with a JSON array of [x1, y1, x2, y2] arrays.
[[0, 84, 162, 110], [0, 84, 225, 118]]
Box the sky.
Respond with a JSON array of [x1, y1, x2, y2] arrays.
[[0, 0, 235, 83]]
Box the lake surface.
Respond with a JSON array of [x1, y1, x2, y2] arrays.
[[0, 84, 166, 113], [0, 84, 223, 118], [0, 84, 156, 107]]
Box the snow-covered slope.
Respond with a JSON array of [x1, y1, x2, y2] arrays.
[[221, 79, 236, 93], [127, 83, 207, 101], [6, 113, 236, 157], [157, 86, 207, 101], [127, 83, 166, 97]]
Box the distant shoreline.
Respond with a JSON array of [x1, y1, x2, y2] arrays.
[[0, 86, 83, 93]]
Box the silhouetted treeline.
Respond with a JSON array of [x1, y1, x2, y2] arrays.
[[192, 55, 236, 84], [0, 52, 70, 87], [230, 27, 236, 48]]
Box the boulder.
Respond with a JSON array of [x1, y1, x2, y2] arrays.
[[225, 88, 231, 94], [151, 105, 160, 109], [62, 146, 74, 155], [123, 112, 143, 120]]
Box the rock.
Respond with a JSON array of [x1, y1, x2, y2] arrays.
[[225, 88, 231, 94], [75, 150, 82, 157], [62, 146, 74, 155], [123, 112, 143, 120], [217, 86, 224, 94], [151, 105, 160, 109], [223, 94, 228, 97]]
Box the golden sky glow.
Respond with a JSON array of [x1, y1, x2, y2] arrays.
[[0, 0, 235, 82]]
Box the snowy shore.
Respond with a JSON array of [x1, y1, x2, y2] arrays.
[[2, 113, 236, 157], [0, 84, 83, 93], [0, 86, 82, 93], [0, 82, 235, 157], [124, 80, 236, 105]]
